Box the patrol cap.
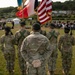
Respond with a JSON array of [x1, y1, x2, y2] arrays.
[[4, 26, 11, 32], [32, 23, 41, 31], [20, 21, 26, 26], [64, 27, 70, 33]]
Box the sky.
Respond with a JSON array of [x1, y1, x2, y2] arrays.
[[0, 0, 67, 8]]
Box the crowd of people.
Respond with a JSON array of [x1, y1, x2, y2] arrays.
[[0, 20, 75, 75], [0, 21, 14, 30], [48, 21, 75, 29]]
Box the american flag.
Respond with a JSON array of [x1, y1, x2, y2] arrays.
[[37, 0, 52, 24]]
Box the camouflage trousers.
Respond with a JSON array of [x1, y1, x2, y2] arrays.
[[18, 53, 27, 73], [28, 62, 47, 75], [61, 51, 72, 72], [4, 51, 15, 72], [48, 51, 58, 71]]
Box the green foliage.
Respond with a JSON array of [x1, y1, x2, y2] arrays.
[[0, 7, 16, 18], [53, 0, 75, 10]]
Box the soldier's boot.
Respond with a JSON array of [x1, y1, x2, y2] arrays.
[[10, 72, 14, 75], [22, 71, 26, 75], [9, 71, 14, 75], [62, 70, 66, 75], [66, 70, 70, 75], [9, 72, 14, 75], [64, 70, 68, 75], [50, 71, 54, 75], [8, 69, 11, 75], [22, 72, 26, 75]]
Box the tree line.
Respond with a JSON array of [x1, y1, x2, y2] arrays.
[[53, 0, 75, 10]]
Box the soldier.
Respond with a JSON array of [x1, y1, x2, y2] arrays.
[[15, 21, 30, 75], [0, 26, 15, 75], [20, 23, 53, 75], [36, 21, 46, 36], [40, 29, 46, 36], [47, 23, 59, 75], [58, 27, 75, 75]]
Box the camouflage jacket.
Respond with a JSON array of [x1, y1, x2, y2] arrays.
[[0, 34, 15, 53], [20, 32, 53, 63], [47, 29, 59, 45], [15, 28, 30, 49], [58, 34, 75, 52], [40, 30, 46, 36]]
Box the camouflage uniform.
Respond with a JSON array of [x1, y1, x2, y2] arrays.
[[40, 30, 46, 36], [47, 29, 59, 72], [58, 34, 75, 75], [20, 32, 53, 75], [0, 34, 15, 74], [15, 28, 30, 75]]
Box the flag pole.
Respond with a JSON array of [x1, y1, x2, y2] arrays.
[[22, 0, 26, 20]]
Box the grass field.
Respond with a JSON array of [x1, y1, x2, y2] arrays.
[[0, 24, 75, 75]]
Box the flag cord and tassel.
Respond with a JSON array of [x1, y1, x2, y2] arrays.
[[22, 0, 26, 21]]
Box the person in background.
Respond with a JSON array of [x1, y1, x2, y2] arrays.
[[47, 23, 60, 75], [0, 26, 15, 75], [58, 27, 75, 75], [36, 21, 46, 36], [15, 21, 30, 75], [0, 24, 2, 30], [2, 21, 6, 29], [20, 23, 53, 75], [11, 21, 14, 29]]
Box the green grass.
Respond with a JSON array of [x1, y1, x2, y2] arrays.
[[0, 24, 75, 75]]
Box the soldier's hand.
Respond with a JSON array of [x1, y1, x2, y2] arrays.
[[32, 59, 41, 68]]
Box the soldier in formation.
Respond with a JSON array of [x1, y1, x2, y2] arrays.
[[20, 23, 53, 75], [58, 27, 75, 75], [15, 21, 30, 75], [36, 21, 46, 36], [0, 26, 15, 75], [47, 23, 59, 75]]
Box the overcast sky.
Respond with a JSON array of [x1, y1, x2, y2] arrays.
[[0, 0, 67, 8]]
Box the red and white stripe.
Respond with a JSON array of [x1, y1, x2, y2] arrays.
[[16, 0, 36, 18], [37, 0, 52, 24]]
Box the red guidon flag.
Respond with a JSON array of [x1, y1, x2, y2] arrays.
[[16, 0, 38, 18], [37, 0, 52, 24]]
